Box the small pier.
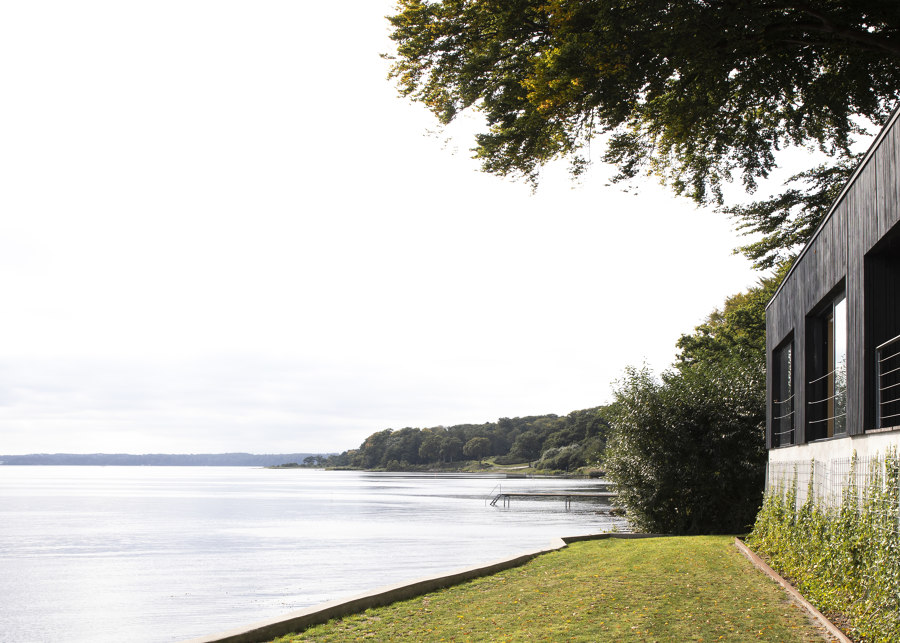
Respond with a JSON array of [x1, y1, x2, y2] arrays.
[[489, 491, 617, 509]]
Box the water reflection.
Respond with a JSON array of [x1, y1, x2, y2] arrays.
[[0, 467, 624, 642]]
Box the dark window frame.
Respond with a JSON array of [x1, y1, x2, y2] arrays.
[[864, 220, 900, 431], [771, 334, 795, 448], [806, 285, 847, 441]]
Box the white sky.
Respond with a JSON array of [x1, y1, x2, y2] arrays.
[[0, 0, 761, 454]]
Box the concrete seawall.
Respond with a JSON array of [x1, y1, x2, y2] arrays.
[[183, 533, 664, 643]]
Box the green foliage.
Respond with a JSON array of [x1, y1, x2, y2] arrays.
[[600, 273, 776, 534], [747, 452, 900, 642], [725, 155, 863, 270], [387, 1, 900, 265], [604, 360, 766, 534], [535, 443, 585, 472], [417, 429, 443, 462], [440, 435, 463, 462], [323, 408, 611, 470], [509, 429, 545, 461], [462, 436, 491, 461], [492, 453, 530, 465]]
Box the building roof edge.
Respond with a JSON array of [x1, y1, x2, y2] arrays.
[[766, 103, 900, 311]]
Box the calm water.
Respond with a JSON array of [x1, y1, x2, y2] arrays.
[[0, 467, 624, 642]]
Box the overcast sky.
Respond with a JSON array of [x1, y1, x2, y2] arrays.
[[0, 0, 763, 455]]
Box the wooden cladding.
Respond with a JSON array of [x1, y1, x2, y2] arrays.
[[767, 107, 900, 448]]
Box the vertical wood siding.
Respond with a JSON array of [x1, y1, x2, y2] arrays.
[[876, 115, 900, 239], [767, 107, 900, 447], [846, 160, 876, 435]]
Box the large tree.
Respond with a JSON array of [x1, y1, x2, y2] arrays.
[[387, 1, 900, 267], [462, 436, 492, 460]]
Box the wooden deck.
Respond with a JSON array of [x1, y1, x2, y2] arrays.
[[490, 491, 617, 509]]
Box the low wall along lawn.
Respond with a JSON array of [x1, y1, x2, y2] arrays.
[[185, 534, 660, 643]]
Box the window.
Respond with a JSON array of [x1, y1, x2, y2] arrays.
[[807, 292, 847, 440], [771, 337, 794, 447], [864, 219, 900, 430]]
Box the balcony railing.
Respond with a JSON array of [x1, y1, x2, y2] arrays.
[[876, 333, 900, 429], [771, 394, 794, 446], [807, 366, 847, 434]]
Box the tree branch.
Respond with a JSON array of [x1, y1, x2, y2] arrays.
[[762, 3, 900, 57]]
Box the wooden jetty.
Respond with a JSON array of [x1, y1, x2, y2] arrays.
[[489, 491, 617, 509]]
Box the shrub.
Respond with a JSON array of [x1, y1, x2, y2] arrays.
[[493, 454, 529, 465], [536, 444, 585, 471], [604, 361, 766, 534]]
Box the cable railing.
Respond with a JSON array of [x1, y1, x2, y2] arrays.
[[808, 368, 837, 386], [807, 364, 847, 434], [772, 394, 794, 446], [877, 334, 900, 429]]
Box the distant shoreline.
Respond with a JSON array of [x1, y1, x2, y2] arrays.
[[0, 453, 323, 467], [0, 455, 605, 479]]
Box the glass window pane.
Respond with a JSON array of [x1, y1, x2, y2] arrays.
[[834, 296, 847, 434], [773, 340, 793, 447]]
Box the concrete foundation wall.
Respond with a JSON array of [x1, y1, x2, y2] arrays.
[[769, 427, 900, 464]]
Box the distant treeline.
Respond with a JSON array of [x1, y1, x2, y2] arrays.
[[0, 453, 319, 466], [312, 407, 610, 471]]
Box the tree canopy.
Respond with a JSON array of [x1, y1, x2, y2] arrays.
[[318, 408, 611, 471], [387, 1, 900, 267]]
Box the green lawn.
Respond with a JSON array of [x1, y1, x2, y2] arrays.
[[271, 536, 829, 642]]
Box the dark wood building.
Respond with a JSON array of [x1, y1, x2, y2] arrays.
[[766, 106, 900, 477]]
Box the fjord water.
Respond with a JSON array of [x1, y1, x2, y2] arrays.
[[0, 467, 623, 642]]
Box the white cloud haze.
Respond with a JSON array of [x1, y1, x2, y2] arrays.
[[0, 0, 758, 454]]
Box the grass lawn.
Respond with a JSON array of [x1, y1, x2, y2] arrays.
[[270, 536, 830, 642]]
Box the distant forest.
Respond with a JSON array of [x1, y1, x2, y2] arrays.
[[311, 407, 610, 472]]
